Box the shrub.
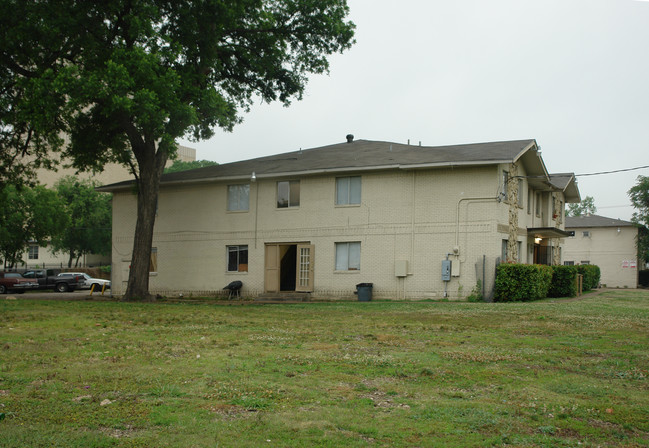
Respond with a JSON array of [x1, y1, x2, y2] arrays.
[[549, 265, 578, 298], [639, 270, 649, 287], [494, 263, 553, 302], [577, 265, 601, 291]]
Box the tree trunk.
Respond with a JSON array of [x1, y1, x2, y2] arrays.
[[67, 251, 73, 268], [123, 139, 168, 301]]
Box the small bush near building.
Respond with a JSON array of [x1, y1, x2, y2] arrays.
[[639, 270, 649, 287], [577, 265, 601, 291], [494, 263, 553, 302], [549, 265, 579, 298]]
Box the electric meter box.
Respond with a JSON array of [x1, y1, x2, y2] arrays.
[[441, 260, 452, 282], [395, 260, 408, 277]]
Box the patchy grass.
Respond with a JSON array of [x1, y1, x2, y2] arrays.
[[1, 290, 648, 447]]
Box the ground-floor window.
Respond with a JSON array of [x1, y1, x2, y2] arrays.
[[228, 245, 248, 272], [564, 261, 574, 266], [149, 247, 158, 273], [28, 245, 39, 260], [580, 260, 590, 265], [335, 242, 360, 271]]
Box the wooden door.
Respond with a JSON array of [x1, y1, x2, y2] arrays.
[[264, 244, 279, 293], [295, 244, 314, 292]]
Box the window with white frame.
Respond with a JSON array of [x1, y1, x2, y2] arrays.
[[28, 245, 39, 260], [277, 180, 300, 208], [564, 261, 575, 266], [336, 176, 361, 205], [335, 242, 361, 271], [517, 179, 523, 208], [227, 245, 248, 272], [535, 192, 541, 216], [527, 189, 533, 214], [502, 170, 509, 201], [227, 184, 250, 211]]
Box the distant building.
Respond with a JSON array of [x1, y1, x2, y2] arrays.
[[21, 146, 196, 268], [563, 214, 638, 288], [101, 137, 579, 300]]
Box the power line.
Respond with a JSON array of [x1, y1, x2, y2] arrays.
[[575, 165, 649, 177]]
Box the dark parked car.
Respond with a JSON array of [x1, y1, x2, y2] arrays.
[[21, 269, 82, 292], [0, 272, 38, 294]]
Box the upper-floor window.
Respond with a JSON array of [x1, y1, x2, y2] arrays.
[[228, 184, 250, 211], [277, 180, 300, 208], [28, 245, 39, 260], [527, 189, 533, 214], [582, 231, 590, 238], [517, 179, 524, 208], [535, 192, 541, 217], [336, 176, 361, 205], [502, 170, 509, 201]]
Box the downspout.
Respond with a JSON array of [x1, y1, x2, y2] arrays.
[[253, 176, 260, 249], [406, 171, 417, 299]]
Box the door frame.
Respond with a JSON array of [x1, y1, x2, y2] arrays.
[[264, 242, 314, 293]]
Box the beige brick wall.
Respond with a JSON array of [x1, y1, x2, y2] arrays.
[[563, 226, 638, 288], [111, 164, 569, 300]]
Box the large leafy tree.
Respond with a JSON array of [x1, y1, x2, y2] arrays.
[[629, 175, 649, 265], [1, 0, 355, 299], [566, 195, 597, 217], [0, 185, 67, 268], [50, 176, 112, 268]]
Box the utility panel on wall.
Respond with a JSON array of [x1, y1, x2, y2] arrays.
[[395, 260, 408, 277], [452, 259, 460, 277]]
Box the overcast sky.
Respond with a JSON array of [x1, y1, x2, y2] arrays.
[[180, 0, 649, 221]]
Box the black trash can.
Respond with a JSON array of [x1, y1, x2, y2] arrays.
[[355, 283, 373, 302]]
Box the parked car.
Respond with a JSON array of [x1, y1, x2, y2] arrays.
[[21, 269, 82, 292], [0, 272, 39, 294], [56, 272, 111, 290]]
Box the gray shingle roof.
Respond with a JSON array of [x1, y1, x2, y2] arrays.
[[565, 214, 635, 228], [100, 138, 541, 191]]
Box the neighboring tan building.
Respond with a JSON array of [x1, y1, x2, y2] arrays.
[[563, 214, 639, 288], [21, 146, 196, 269], [101, 137, 580, 300]]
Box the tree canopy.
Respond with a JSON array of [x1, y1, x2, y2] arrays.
[[566, 195, 597, 217], [164, 159, 219, 174], [629, 175, 649, 264], [0, 185, 67, 268], [50, 176, 112, 268], [2, 0, 355, 299]]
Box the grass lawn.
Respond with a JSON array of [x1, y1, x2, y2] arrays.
[[1, 290, 648, 447]]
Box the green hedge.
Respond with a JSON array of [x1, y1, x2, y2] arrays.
[[548, 265, 578, 298], [576, 265, 601, 291], [640, 270, 649, 287], [494, 263, 553, 302]]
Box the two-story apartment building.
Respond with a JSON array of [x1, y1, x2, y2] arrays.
[[563, 214, 639, 288], [101, 137, 579, 300]]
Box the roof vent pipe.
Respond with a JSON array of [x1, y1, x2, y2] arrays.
[[346, 134, 354, 143]]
